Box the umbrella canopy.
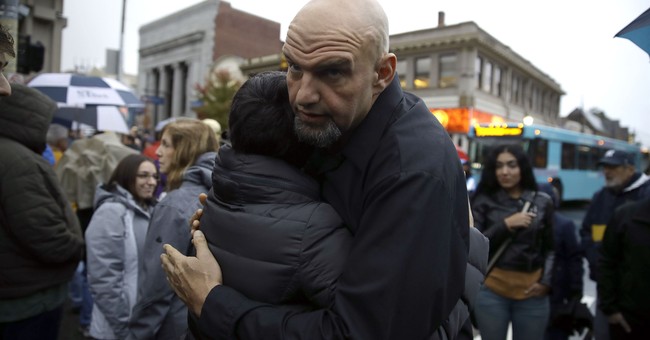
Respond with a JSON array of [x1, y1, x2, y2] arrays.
[[53, 106, 129, 134], [27, 73, 144, 107], [615, 7, 650, 57]]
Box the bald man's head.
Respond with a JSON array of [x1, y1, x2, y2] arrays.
[[283, 0, 396, 148], [289, 0, 389, 61]]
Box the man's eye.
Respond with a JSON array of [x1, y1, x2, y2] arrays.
[[325, 69, 343, 78], [288, 63, 301, 73]]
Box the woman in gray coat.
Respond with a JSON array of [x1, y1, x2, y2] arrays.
[[128, 119, 218, 340], [85, 154, 158, 339]]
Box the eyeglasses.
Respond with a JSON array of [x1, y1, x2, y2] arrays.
[[136, 173, 159, 181]]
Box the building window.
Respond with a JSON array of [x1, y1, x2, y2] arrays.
[[438, 53, 457, 88], [493, 66, 502, 96], [396, 60, 407, 88], [475, 56, 483, 89], [511, 75, 520, 105], [414, 57, 430, 89], [482, 60, 492, 92]]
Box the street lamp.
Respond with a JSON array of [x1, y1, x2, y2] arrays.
[[523, 115, 534, 126]]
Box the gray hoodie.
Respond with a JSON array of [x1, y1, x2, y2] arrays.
[[128, 152, 216, 340], [86, 184, 154, 339]]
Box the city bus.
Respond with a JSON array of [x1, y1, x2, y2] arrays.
[[467, 123, 644, 202]]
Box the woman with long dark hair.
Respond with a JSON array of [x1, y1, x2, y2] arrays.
[[471, 143, 555, 340], [85, 154, 158, 339]]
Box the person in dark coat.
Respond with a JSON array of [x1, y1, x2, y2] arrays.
[[598, 197, 650, 340], [580, 149, 650, 339], [185, 71, 352, 340], [161, 0, 471, 338], [0, 81, 84, 338], [471, 144, 555, 340], [538, 183, 584, 340]]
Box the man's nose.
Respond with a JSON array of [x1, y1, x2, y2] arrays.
[[294, 74, 319, 106]]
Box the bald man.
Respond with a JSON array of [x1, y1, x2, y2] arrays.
[[162, 0, 471, 338]]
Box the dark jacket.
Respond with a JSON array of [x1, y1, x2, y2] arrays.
[[598, 197, 650, 325], [197, 77, 470, 339], [472, 189, 555, 286], [201, 145, 351, 306], [128, 152, 216, 340], [549, 213, 583, 305], [581, 172, 650, 281], [0, 84, 84, 321]]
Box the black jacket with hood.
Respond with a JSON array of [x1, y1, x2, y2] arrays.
[[0, 84, 83, 319]]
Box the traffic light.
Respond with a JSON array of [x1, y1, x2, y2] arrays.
[[17, 34, 45, 74]]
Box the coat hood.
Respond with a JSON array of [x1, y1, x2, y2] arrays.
[[94, 183, 152, 216], [183, 151, 217, 189], [0, 83, 57, 153]]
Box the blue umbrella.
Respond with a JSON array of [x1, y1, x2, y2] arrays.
[[615, 7, 650, 58]]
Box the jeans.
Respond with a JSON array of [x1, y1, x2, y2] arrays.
[[0, 305, 63, 340], [593, 299, 610, 340], [68, 262, 84, 307], [474, 285, 550, 340], [79, 262, 93, 327]]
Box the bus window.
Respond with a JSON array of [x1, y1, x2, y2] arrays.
[[589, 147, 602, 170], [562, 143, 576, 169], [528, 139, 548, 168], [577, 145, 591, 170]]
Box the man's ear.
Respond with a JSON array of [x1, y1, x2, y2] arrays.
[[374, 53, 396, 94]]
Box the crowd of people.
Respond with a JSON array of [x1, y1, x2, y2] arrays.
[[1, 1, 649, 339]]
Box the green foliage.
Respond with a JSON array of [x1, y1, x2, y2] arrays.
[[193, 68, 241, 130]]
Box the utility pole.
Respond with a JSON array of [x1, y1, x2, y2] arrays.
[[117, 0, 126, 81], [0, 0, 19, 74]]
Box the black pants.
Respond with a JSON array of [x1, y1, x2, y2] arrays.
[[0, 304, 63, 340], [609, 318, 650, 340]]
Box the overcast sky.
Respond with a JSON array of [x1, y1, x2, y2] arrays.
[[61, 0, 650, 146]]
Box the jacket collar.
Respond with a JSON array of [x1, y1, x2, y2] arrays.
[[631, 198, 650, 223], [339, 77, 403, 172]]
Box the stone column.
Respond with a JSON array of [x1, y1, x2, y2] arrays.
[[172, 63, 184, 117], [158, 65, 170, 120]]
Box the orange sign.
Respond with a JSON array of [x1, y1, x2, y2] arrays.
[[429, 108, 503, 133]]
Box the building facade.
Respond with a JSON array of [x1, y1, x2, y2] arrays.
[[10, 0, 66, 75], [137, 0, 282, 128]]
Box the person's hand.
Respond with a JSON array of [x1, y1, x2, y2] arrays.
[[608, 312, 631, 333], [504, 212, 536, 230], [189, 193, 208, 234], [524, 282, 550, 297], [160, 230, 222, 317]]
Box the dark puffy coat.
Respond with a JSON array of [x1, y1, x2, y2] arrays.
[[598, 197, 650, 325], [472, 189, 555, 285], [0, 84, 84, 300], [201, 146, 352, 307]]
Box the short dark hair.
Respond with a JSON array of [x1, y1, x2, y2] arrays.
[[0, 23, 16, 58], [228, 71, 312, 167], [475, 143, 537, 196], [107, 154, 156, 205]]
